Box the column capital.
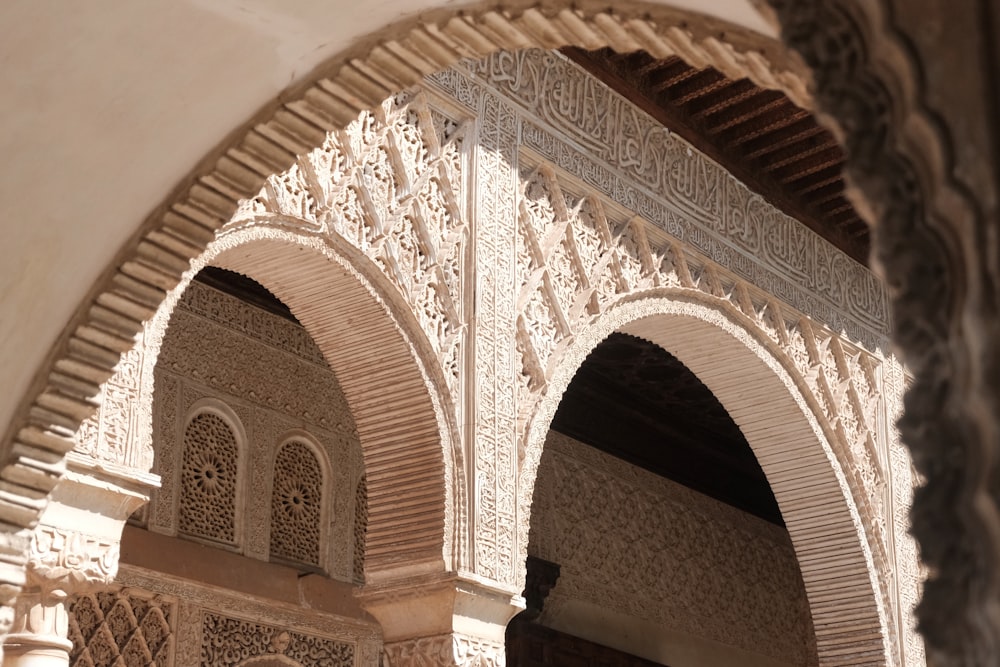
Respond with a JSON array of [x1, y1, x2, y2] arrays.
[[357, 574, 522, 666], [3, 464, 151, 665], [25, 527, 118, 595]]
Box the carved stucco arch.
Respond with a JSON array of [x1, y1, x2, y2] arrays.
[[0, 0, 971, 661], [210, 227, 459, 580], [142, 222, 460, 581], [518, 290, 892, 665]]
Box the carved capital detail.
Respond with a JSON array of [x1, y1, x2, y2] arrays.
[[384, 633, 505, 667], [26, 527, 119, 593]]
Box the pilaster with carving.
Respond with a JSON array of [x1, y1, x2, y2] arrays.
[[3, 471, 147, 666], [358, 576, 520, 667], [467, 81, 520, 587]]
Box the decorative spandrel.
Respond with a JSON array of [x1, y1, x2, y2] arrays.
[[232, 89, 470, 400]]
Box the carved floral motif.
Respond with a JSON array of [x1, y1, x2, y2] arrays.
[[178, 412, 240, 547], [201, 613, 353, 666], [269, 441, 324, 568]]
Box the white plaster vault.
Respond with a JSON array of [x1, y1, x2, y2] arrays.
[[5, 48, 922, 667]]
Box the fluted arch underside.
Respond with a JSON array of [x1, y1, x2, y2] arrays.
[[519, 294, 892, 666], [210, 228, 453, 578]]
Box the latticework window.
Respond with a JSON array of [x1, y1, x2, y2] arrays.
[[353, 475, 368, 582], [178, 411, 240, 546], [269, 440, 323, 567]]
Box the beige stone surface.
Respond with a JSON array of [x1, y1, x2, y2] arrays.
[[120, 526, 368, 620], [530, 431, 816, 666]]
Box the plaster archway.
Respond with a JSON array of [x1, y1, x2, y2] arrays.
[[518, 291, 892, 665], [0, 0, 970, 661], [146, 222, 460, 581]]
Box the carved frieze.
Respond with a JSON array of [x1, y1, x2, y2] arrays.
[[27, 528, 119, 592], [434, 50, 889, 349], [201, 612, 353, 666], [383, 633, 505, 667]]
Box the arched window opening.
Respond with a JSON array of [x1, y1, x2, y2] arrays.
[[269, 439, 325, 569], [179, 410, 242, 548]]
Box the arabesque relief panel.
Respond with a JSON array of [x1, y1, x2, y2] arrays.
[[65, 567, 383, 667], [425, 48, 916, 663], [232, 89, 470, 406]]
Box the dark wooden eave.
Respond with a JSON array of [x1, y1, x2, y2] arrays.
[[563, 47, 869, 266]]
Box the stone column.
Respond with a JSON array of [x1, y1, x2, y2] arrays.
[[358, 575, 522, 667], [2, 467, 148, 666]]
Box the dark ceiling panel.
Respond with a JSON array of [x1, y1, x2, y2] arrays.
[[194, 266, 297, 323]]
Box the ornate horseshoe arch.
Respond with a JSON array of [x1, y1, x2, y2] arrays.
[[0, 7, 811, 558], [83, 218, 464, 582], [516, 290, 894, 665], [207, 224, 461, 580]]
